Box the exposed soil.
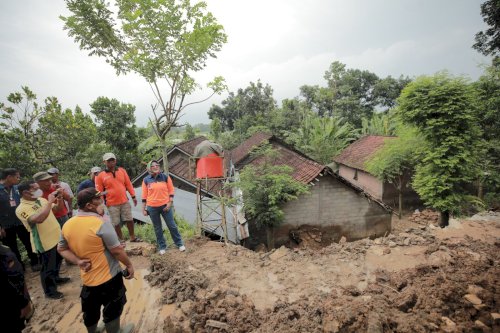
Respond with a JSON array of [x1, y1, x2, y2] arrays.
[[25, 211, 500, 332]]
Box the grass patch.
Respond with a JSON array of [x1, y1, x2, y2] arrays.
[[122, 212, 196, 246]]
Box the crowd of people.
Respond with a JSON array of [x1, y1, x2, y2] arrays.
[[0, 152, 186, 333]]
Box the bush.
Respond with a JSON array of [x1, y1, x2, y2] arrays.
[[123, 213, 196, 246], [483, 192, 500, 211]]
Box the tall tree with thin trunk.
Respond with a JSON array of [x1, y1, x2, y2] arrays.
[[397, 73, 481, 227], [61, 0, 227, 171]]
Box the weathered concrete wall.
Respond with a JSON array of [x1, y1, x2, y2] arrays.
[[338, 165, 422, 211], [245, 175, 392, 249], [338, 165, 383, 199]]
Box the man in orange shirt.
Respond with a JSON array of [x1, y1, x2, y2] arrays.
[[95, 153, 140, 242], [58, 188, 135, 333]]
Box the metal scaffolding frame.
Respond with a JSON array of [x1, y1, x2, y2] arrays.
[[195, 177, 229, 244], [190, 155, 230, 244]]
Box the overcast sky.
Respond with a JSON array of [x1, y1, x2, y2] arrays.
[[0, 0, 491, 127]]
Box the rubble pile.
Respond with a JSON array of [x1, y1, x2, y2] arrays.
[[147, 219, 499, 333], [408, 209, 440, 225]]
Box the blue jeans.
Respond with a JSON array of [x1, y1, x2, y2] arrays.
[[146, 205, 183, 250]]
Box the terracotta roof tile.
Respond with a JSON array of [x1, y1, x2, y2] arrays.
[[333, 135, 396, 171], [231, 132, 324, 184], [175, 136, 207, 155], [229, 132, 273, 166]]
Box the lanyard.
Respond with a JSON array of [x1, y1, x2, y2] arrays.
[[3, 186, 13, 200]]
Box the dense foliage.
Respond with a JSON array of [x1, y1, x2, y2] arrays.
[[0, 87, 141, 190], [61, 0, 227, 171], [473, 0, 500, 57], [397, 73, 482, 225]]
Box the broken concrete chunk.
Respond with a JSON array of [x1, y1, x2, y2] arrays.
[[269, 246, 288, 261], [206, 319, 229, 330], [428, 251, 453, 267], [464, 294, 482, 305], [440, 316, 456, 333], [467, 284, 485, 295], [474, 320, 488, 330]]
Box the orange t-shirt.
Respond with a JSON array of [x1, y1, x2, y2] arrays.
[[59, 213, 121, 286], [95, 167, 135, 206], [141, 173, 175, 207]]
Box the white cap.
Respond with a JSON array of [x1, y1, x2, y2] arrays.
[[90, 166, 102, 174], [102, 152, 116, 161]]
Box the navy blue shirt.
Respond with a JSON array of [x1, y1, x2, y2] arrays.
[[77, 179, 95, 194], [0, 183, 22, 228]]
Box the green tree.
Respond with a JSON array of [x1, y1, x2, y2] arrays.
[[473, 58, 500, 203], [300, 62, 409, 127], [210, 117, 222, 141], [360, 112, 397, 136], [236, 144, 308, 248], [473, 0, 500, 57], [0, 87, 101, 188], [365, 125, 422, 217], [208, 80, 276, 133], [299, 85, 334, 117], [61, 0, 228, 171], [89, 96, 141, 175], [373, 75, 412, 109], [0, 86, 45, 176], [269, 98, 310, 139], [183, 123, 196, 141], [397, 73, 482, 227], [289, 115, 357, 164], [323, 61, 379, 126]]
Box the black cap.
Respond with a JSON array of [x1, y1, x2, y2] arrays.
[[77, 188, 103, 209]]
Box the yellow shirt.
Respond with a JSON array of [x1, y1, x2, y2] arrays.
[[59, 213, 121, 286], [15, 198, 61, 253]]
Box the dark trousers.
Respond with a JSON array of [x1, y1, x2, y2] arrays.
[[1, 224, 39, 268], [39, 246, 62, 296], [81, 273, 127, 327]]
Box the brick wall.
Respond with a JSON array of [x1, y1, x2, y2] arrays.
[[266, 174, 391, 248]]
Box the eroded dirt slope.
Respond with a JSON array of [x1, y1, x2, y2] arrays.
[[25, 212, 499, 332]]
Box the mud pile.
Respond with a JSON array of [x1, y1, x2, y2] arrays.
[[147, 226, 499, 332], [408, 209, 440, 225]]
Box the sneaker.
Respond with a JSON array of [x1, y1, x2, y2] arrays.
[[159, 249, 166, 255], [46, 291, 64, 299], [55, 277, 71, 284], [179, 245, 186, 252]]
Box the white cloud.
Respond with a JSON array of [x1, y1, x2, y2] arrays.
[[0, 0, 491, 126]]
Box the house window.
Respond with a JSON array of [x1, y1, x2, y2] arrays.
[[353, 169, 358, 180]]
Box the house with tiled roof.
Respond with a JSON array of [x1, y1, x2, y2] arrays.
[[333, 135, 420, 210], [131, 133, 393, 249], [230, 132, 392, 249]]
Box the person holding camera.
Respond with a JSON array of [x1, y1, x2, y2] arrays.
[[35, 171, 71, 228], [15, 179, 69, 299]]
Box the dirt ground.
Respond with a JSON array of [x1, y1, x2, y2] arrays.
[[24, 211, 500, 332]]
